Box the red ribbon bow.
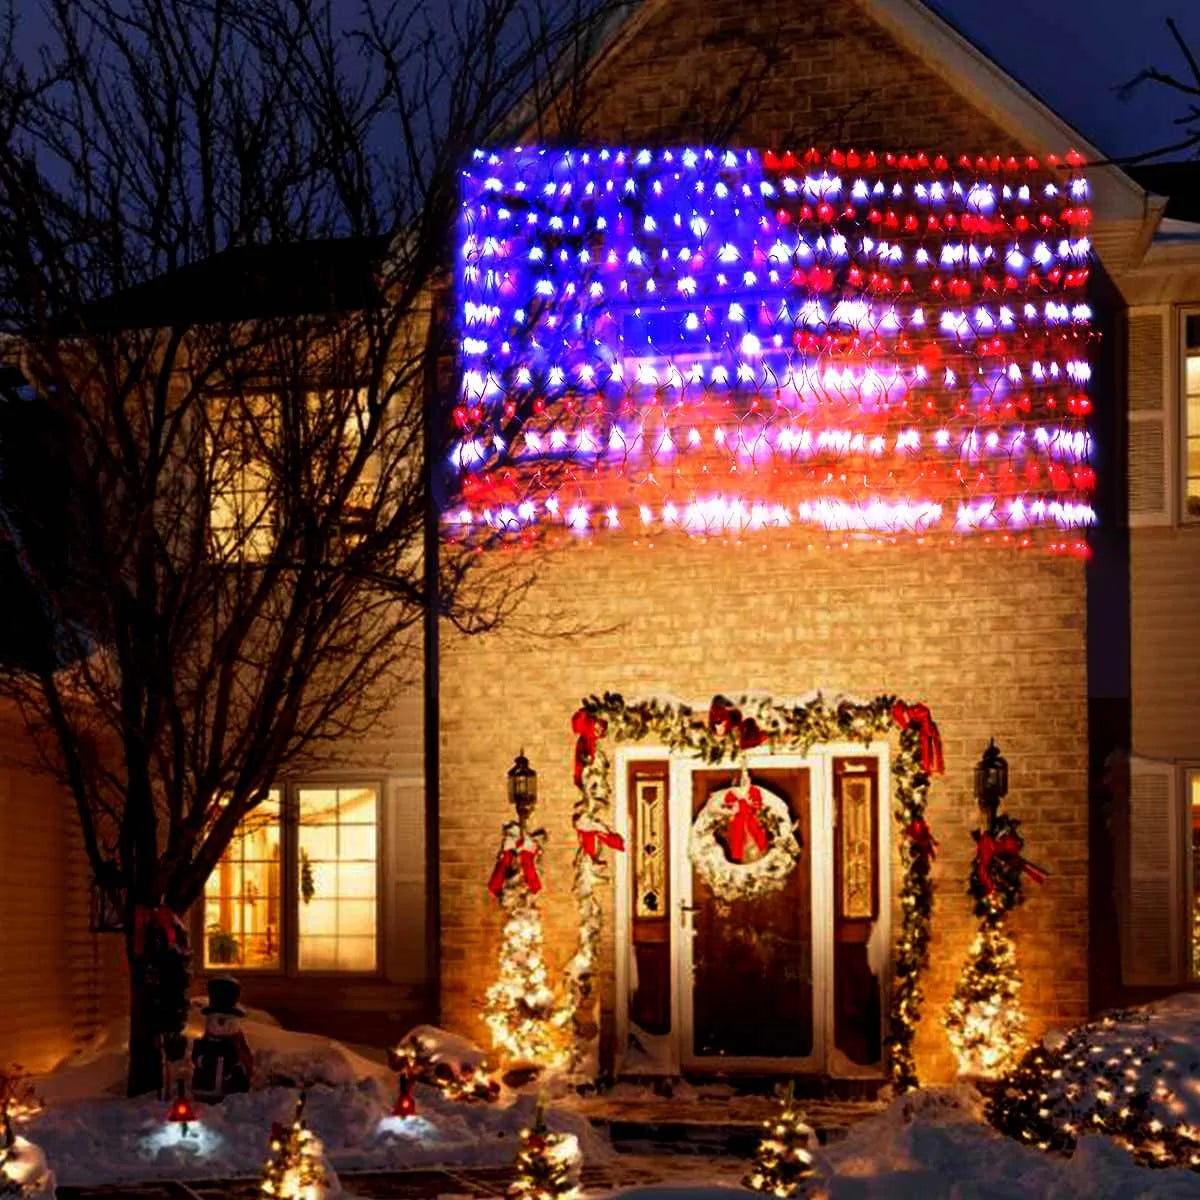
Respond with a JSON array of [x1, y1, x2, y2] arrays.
[[906, 817, 938, 861], [891, 701, 945, 775], [708, 699, 768, 750], [487, 845, 542, 899], [976, 831, 1048, 893], [132, 904, 180, 959], [723, 786, 769, 863], [576, 826, 626, 860], [572, 708, 607, 787]]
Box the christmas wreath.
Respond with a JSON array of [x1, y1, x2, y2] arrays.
[[688, 778, 802, 905]]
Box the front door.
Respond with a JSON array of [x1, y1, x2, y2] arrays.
[[680, 766, 820, 1069], [618, 747, 888, 1076]]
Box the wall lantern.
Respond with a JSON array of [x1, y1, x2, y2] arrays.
[[507, 751, 537, 819], [974, 738, 1009, 814]]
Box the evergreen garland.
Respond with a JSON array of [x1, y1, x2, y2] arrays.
[[565, 691, 940, 1091]]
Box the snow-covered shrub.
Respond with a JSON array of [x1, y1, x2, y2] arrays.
[[987, 999, 1200, 1171]]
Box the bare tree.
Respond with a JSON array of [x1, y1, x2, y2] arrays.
[[1118, 16, 1200, 161], [0, 0, 620, 1096]]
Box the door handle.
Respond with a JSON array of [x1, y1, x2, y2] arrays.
[[679, 900, 700, 927]]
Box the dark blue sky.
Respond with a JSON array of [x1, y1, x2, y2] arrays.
[[12, 0, 1200, 161], [926, 0, 1200, 160]]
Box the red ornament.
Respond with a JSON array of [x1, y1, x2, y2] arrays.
[[393, 1072, 416, 1118]]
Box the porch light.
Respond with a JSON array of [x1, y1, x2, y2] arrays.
[[974, 738, 1008, 813], [507, 751, 537, 811]]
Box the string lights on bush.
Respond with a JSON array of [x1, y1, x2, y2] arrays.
[[453, 146, 1096, 552], [744, 1081, 817, 1197], [507, 1092, 582, 1200], [259, 1093, 329, 1200], [988, 1010, 1200, 1172]]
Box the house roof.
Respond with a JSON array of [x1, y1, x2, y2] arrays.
[[574, 0, 1151, 235], [83, 236, 390, 330]]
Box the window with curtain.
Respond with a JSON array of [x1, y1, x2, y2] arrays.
[[200, 782, 380, 973], [203, 791, 283, 969]]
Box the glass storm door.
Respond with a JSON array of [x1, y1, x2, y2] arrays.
[[677, 765, 824, 1070]]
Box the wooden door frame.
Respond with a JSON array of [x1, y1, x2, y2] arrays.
[[612, 741, 891, 1076]]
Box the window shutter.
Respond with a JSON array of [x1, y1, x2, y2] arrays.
[[1127, 308, 1173, 526], [1121, 757, 1182, 985]]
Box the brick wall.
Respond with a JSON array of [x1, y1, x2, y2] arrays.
[[440, 539, 1088, 1083], [0, 701, 127, 1073], [565, 0, 1019, 152]]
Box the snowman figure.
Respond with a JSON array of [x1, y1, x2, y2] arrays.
[[191, 976, 253, 1102]]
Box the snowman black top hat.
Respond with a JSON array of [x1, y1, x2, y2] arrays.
[[202, 974, 245, 1017]]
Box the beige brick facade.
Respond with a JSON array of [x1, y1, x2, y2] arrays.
[[440, 539, 1089, 1083], [439, 0, 1090, 1084]]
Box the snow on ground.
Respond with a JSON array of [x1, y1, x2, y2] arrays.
[[23, 1003, 607, 1187], [17, 993, 1200, 1195]]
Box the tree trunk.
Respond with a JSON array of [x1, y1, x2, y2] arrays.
[[125, 910, 192, 1098], [127, 961, 166, 1098]]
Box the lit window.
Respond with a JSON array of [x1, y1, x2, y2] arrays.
[[207, 392, 278, 560], [1185, 317, 1200, 518], [203, 791, 282, 969], [1190, 770, 1200, 979], [297, 785, 379, 972]]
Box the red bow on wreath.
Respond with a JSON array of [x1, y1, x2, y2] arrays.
[[572, 708, 607, 787], [486, 844, 542, 898], [132, 904, 181, 959], [906, 817, 939, 861], [576, 823, 626, 861], [708, 699, 768, 750], [891, 701, 945, 775], [723, 786, 769, 863], [975, 831, 1048, 894]]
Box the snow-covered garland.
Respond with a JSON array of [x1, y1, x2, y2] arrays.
[[688, 775, 802, 906], [566, 691, 943, 1090]]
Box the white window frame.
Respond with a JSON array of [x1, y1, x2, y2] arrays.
[[1180, 309, 1200, 524], [200, 777, 385, 978]]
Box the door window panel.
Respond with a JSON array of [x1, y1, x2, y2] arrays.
[[297, 785, 379, 972]]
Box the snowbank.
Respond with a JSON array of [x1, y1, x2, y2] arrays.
[[22, 1009, 606, 1187], [815, 1086, 1200, 1199]]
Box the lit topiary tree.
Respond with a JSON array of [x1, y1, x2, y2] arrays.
[[744, 1082, 816, 1198]]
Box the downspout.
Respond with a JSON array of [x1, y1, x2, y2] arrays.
[[422, 301, 442, 1021]]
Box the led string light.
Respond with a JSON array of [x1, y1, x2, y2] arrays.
[[452, 146, 1097, 549]]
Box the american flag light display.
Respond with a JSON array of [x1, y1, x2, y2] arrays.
[[451, 147, 1097, 550]]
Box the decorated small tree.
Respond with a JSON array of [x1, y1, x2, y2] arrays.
[[946, 740, 1047, 1078], [485, 754, 559, 1065], [507, 1092, 581, 1200], [744, 1081, 816, 1197], [0, 1072, 54, 1199], [259, 1093, 330, 1200]]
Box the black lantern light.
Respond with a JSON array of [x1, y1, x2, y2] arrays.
[[507, 751, 537, 816], [974, 738, 1008, 813]]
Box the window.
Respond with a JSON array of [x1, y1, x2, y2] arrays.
[[203, 791, 283, 969], [1190, 769, 1200, 979], [201, 782, 380, 974], [297, 785, 379, 971], [206, 388, 383, 558], [1185, 317, 1200, 519], [208, 392, 279, 560]]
